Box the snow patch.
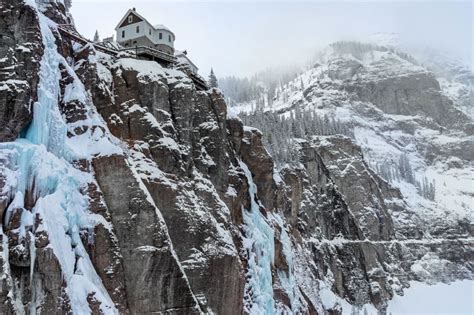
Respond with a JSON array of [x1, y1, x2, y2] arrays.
[[387, 280, 473, 315]]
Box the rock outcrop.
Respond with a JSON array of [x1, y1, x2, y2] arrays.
[[0, 0, 42, 141]]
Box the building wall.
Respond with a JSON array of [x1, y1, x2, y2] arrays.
[[118, 36, 174, 55], [117, 25, 175, 52], [119, 35, 155, 48], [154, 44, 174, 55], [150, 29, 175, 49], [116, 21, 149, 43]]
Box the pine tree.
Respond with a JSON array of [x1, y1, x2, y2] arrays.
[[209, 68, 218, 88], [93, 30, 100, 42], [398, 154, 415, 184], [64, 0, 72, 10]]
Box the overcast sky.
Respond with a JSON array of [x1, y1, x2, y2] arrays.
[[70, 0, 473, 77]]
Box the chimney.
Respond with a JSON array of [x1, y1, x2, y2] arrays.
[[132, 7, 136, 11]]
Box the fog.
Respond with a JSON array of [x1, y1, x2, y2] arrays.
[[71, 0, 473, 77]]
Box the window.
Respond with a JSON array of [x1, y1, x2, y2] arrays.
[[122, 30, 125, 38], [159, 32, 162, 40], [136, 26, 140, 33], [169, 35, 171, 42], [128, 15, 133, 23], [149, 29, 152, 35]]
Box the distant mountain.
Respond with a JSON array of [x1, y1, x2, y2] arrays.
[[233, 40, 473, 310]]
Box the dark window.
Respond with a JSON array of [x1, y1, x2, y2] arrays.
[[159, 33, 162, 40], [169, 35, 171, 42], [136, 26, 140, 33], [128, 15, 133, 23], [149, 29, 152, 35], [122, 30, 125, 38], [133, 41, 137, 44]]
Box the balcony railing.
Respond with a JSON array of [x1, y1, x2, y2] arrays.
[[120, 46, 177, 64]]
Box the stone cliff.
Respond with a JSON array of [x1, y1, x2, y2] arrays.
[[0, 1, 472, 315]]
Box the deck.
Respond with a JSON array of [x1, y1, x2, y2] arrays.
[[120, 46, 176, 65]]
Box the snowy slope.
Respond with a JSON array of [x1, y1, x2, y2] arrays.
[[387, 280, 473, 314], [230, 43, 474, 307], [233, 43, 473, 239]]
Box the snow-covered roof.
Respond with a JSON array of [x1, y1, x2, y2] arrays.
[[175, 50, 198, 71], [153, 23, 175, 38], [153, 24, 171, 32]]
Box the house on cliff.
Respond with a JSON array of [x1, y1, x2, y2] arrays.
[[113, 8, 205, 89], [115, 8, 176, 56]]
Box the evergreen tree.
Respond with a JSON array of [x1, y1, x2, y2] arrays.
[[209, 68, 219, 88], [93, 30, 100, 42], [64, 0, 72, 10], [398, 154, 415, 184], [239, 107, 354, 166]]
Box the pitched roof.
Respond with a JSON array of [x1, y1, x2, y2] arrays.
[[115, 9, 148, 30], [115, 9, 176, 39]]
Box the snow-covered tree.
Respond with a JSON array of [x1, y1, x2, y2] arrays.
[[398, 154, 415, 184], [219, 66, 302, 107], [209, 68, 218, 88], [239, 108, 354, 167], [64, 0, 72, 10], [93, 30, 100, 43], [373, 156, 435, 201]]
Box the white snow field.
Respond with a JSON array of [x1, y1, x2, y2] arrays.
[[387, 280, 474, 315]]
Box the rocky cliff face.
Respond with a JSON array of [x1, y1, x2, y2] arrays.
[[0, 0, 42, 141], [231, 42, 473, 312], [0, 2, 472, 315]]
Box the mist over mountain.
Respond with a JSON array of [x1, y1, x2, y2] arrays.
[[70, 1, 473, 77]]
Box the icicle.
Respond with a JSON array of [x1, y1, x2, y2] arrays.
[[25, 12, 68, 158], [274, 214, 300, 313], [239, 161, 276, 314], [0, 4, 118, 313], [4, 192, 24, 228], [28, 231, 36, 281]]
